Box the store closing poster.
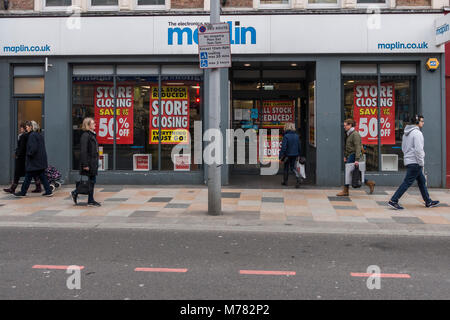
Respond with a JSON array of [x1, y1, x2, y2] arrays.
[[149, 86, 190, 145], [94, 85, 134, 144], [353, 83, 395, 145]]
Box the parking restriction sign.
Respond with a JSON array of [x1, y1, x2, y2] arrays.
[[198, 23, 231, 69]]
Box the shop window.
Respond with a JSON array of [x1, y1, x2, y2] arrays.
[[158, 77, 203, 171], [115, 76, 159, 170], [342, 75, 417, 172], [72, 76, 114, 171], [380, 77, 416, 171], [343, 77, 379, 171], [231, 100, 258, 169], [71, 70, 203, 173]]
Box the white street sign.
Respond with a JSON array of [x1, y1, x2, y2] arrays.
[[198, 23, 231, 69]]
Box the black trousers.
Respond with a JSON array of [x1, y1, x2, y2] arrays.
[[283, 156, 299, 183]]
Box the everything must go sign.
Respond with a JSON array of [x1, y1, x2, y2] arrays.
[[149, 86, 190, 145]]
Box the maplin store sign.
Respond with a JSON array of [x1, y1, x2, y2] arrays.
[[435, 13, 450, 46], [0, 14, 444, 56]]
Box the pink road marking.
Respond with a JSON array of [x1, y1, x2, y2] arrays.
[[134, 268, 188, 273], [240, 270, 296, 276], [350, 272, 411, 279], [32, 265, 85, 270]]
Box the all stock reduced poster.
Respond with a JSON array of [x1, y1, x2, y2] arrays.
[[353, 83, 395, 145], [260, 100, 295, 129], [94, 85, 134, 145], [260, 134, 283, 163], [149, 86, 190, 145]]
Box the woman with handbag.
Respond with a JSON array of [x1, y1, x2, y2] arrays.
[[71, 117, 101, 207]]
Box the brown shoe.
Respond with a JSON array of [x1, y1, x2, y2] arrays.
[[336, 186, 349, 197], [3, 183, 18, 194], [365, 180, 375, 194]]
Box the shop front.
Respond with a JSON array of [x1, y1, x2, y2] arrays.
[[0, 12, 446, 187]]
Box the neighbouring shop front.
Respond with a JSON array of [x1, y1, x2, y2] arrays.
[[0, 12, 446, 187]]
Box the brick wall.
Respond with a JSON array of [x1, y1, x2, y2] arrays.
[[396, 0, 431, 6], [171, 0, 204, 8], [7, 0, 34, 10], [223, 0, 253, 7]]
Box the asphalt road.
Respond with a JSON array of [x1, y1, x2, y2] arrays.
[[0, 227, 449, 301]]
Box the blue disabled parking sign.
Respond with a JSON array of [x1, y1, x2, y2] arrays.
[[201, 60, 208, 68]]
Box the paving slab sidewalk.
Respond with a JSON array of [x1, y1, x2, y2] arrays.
[[0, 185, 449, 236]]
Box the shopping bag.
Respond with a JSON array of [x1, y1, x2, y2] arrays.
[[299, 163, 306, 179], [345, 162, 365, 186], [352, 165, 362, 188], [75, 175, 93, 195], [294, 160, 306, 179]]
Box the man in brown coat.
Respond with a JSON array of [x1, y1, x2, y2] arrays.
[[337, 119, 376, 196]]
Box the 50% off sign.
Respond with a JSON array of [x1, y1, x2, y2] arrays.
[[98, 117, 133, 144]]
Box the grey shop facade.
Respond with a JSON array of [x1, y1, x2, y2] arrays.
[[0, 12, 446, 187]]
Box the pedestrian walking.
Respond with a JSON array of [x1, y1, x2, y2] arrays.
[[279, 122, 302, 188], [71, 117, 101, 207], [4, 122, 28, 194], [388, 115, 439, 210], [14, 121, 53, 197], [337, 119, 376, 196]]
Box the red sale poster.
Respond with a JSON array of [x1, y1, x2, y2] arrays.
[[133, 154, 151, 171], [353, 83, 395, 145], [174, 154, 190, 171], [260, 100, 295, 129], [94, 85, 134, 145]]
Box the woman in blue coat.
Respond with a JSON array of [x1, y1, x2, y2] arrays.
[[279, 122, 302, 188]]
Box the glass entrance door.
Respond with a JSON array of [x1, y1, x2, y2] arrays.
[[16, 99, 44, 134], [231, 96, 299, 174]]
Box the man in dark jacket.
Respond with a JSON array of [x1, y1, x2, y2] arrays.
[[14, 121, 53, 197], [279, 123, 302, 188]]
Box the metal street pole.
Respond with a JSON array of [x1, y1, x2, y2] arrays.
[[208, 0, 222, 215]]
